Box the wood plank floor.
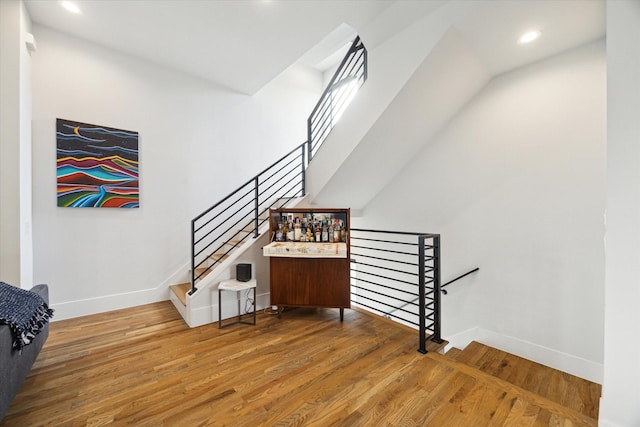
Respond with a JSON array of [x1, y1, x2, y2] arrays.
[[2, 302, 600, 426], [452, 341, 601, 420]]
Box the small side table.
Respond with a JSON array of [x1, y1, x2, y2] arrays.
[[218, 279, 257, 329]]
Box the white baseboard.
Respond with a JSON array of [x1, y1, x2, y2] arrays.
[[50, 286, 169, 321], [596, 418, 622, 427], [446, 326, 603, 384]]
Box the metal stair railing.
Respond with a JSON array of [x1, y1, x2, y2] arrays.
[[189, 36, 368, 295], [190, 142, 306, 294], [307, 36, 367, 161], [350, 228, 442, 354]]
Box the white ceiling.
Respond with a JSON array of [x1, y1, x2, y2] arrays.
[[24, 0, 393, 94], [454, 0, 606, 77], [24, 0, 606, 95]]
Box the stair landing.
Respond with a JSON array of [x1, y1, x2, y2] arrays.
[[445, 341, 601, 421]]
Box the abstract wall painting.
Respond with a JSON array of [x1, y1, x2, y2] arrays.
[[56, 118, 139, 208]]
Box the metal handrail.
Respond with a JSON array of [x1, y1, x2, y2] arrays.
[[380, 267, 479, 324], [307, 36, 367, 161], [441, 267, 479, 295], [350, 228, 442, 354], [190, 143, 306, 294], [189, 35, 368, 296]]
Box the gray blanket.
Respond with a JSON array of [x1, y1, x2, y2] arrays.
[[0, 281, 54, 351]]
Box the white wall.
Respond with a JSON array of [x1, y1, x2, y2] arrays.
[[0, 0, 21, 286], [30, 25, 321, 319], [312, 28, 490, 210], [306, 0, 482, 207], [0, 0, 33, 288], [354, 40, 606, 382], [19, 1, 34, 289], [600, 1, 640, 425]]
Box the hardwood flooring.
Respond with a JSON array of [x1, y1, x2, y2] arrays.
[[2, 302, 600, 426]]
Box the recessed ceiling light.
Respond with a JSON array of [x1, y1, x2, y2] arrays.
[[60, 1, 81, 14], [518, 30, 541, 45]]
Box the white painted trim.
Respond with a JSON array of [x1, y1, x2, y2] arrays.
[[446, 326, 603, 384], [50, 286, 168, 321], [50, 260, 190, 321], [169, 292, 187, 321], [444, 326, 480, 352], [597, 418, 623, 427]]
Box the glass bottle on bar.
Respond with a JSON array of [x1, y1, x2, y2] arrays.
[[333, 219, 341, 243], [294, 217, 302, 241], [315, 222, 321, 242], [321, 219, 329, 242], [286, 219, 294, 241]]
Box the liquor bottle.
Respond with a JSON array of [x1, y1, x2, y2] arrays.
[[333, 219, 340, 243], [294, 218, 302, 241], [286, 220, 294, 241], [321, 223, 328, 242], [275, 222, 284, 242]]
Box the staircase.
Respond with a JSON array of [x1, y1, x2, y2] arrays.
[[168, 198, 301, 327], [434, 341, 601, 425], [168, 36, 368, 327]]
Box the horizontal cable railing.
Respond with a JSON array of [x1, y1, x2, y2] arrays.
[[350, 228, 441, 354], [189, 35, 368, 297], [190, 143, 306, 294], [307, 36, 367, 161]]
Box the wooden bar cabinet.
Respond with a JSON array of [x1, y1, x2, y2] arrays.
[[263, 207, 350, 320]]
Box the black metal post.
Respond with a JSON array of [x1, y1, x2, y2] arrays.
[[307, 120, 313, 162], [189, 220, 197, 295], [431, 235, 443, 343], [253, 176, 259, 238], [418, 235, 427, 354], [363, 42, 368, 82], [301, 143, 306, 196]]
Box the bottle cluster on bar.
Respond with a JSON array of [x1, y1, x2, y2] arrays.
[[274, 213, 347, 243]]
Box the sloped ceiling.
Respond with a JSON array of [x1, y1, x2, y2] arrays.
[[454, 0, 606, 77], [311, 28, 492, 209], [24, 0, 394, 94], [310, 0, 606, 211]]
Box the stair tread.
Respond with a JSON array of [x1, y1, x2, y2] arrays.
[[445, 347, 462, 360], [209, 253, 230, 261], [457, 341, 601, 419], [170, 283, 191, 306], [194, 268, 212, 280]]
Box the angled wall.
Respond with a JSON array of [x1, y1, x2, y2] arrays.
[[353, 40, 606, 382], [306, 1, 484, 211], [600, 1, 640, 425], [312, 28, 489, 209]]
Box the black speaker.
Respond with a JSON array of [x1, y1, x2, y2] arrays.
[[236, 263, 251, 282]]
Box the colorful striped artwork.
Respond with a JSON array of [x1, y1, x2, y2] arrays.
[[56, 119, 139, 208]]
